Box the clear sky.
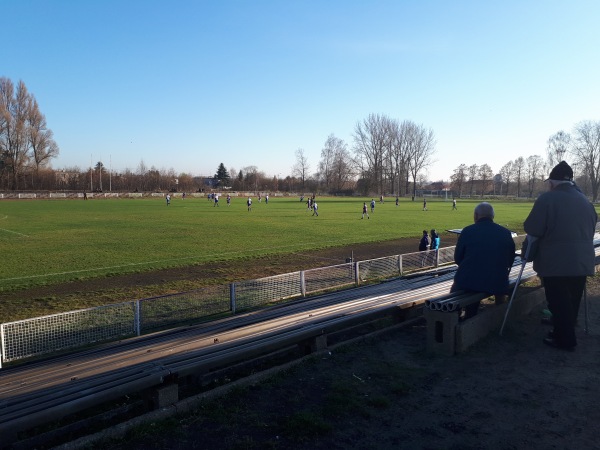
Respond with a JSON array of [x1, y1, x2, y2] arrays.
[[3, 0, 599, 182]]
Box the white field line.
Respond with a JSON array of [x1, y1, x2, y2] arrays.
[[0, 216, 29, 237], [0, 238, 360, 283], [0, 228, 29, 237]]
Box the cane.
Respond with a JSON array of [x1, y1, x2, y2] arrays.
[[584, 282, 589, 334], [499, 235, 536, 336]]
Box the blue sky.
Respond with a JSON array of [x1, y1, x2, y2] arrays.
[[3, 0, 599, 182]]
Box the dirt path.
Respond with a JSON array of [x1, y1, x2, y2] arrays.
[[0, 235, 459, 321]]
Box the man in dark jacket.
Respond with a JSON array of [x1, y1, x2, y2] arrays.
[[524, 161, 597, 350], [452, 202, 516, 318], [419, 230, 429, 251]]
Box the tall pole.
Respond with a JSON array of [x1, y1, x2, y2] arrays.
[[109, 155, 112, 192], [90, 154, 93, 191]]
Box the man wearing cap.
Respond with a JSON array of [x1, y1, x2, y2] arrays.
[[524, 161, 597, 350]]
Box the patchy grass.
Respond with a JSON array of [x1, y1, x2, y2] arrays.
[[0, 197, 534, 292]]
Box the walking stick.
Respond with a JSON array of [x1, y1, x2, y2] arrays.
[[499, 236, 536, 336], [584, 282, 589, 335]]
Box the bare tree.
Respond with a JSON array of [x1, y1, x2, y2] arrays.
[[547, 131, 571, 167], [26, 97, 59, 188], [390, 120, 413, 196], [0, 78, 60, 190], [243, 165, 262, 193], [513, 157, 525, 198], [467, 164, 478, 197], [326, 137, 354, 192], [450, 164, 467, 197], [525, 155, 544, 198], [0, 78, 29, 190], [499, 160, 514, 196], [406, 122, 436, 199], [352, 113, 389, 196], [292, 148, 310, 191], [478, 164, 493, 197], [319, 134, 346, 190], [571, 120, 600, 201]]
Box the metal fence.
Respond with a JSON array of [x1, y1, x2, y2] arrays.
[[0, 245, 460, 367]]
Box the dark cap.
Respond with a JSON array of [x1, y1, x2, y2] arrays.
[[546, 161, 573, 181]]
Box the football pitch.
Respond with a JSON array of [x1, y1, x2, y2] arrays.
[[0, 196, 536, 291]]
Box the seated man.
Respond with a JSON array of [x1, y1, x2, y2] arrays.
[[452, 202, 516, 319]]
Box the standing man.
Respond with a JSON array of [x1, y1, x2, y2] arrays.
[[452, 198, 457, 210], [452, 202, 515, 319], [166, 193, 171, 206], [362, 202, 370, 219], [247, 197, 252, 211], [524, 161, 597, 351], [418, 230, 430, 251], [423, 198, 427, 211], [312, 201, 319, 217], [370, 198, 376, 213]]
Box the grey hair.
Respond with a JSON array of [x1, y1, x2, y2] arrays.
[[474, 202, 495, 219]]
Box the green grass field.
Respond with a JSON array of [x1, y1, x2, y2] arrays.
[[0, 196, 537, 292]]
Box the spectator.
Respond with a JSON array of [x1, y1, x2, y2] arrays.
[[430, 229, 440, 251], [523, 161, 597, 351], [419, 230, 429, 251], [452, 202, 515, 319]]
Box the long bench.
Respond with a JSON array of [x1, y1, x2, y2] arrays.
[[0, 271, 450, 447]]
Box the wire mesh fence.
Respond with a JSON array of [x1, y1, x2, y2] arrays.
[[139, 284, 231, 332], [437, 247, 457, 266], [401, 250, 438, 273], [233, 271, 303, 312], [0, 302, 135, 364], [357, 255, 401, 282], [304, 262, 356, 294]]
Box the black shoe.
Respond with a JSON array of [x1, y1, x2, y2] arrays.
[[543, 337, 575, 351], [541, 317, 553, 325]]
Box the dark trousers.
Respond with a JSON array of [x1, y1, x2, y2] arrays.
[[542, 276, 586, 347]]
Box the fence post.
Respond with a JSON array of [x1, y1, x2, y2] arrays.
[[399, 254, 403, 276], [230, 283, 236, 314], [134, 300, 141, 336], [435, 250, 440, 268], [0, 324, 4, 369], [300, 271, 306, 297], [354, 261, 360, 286]]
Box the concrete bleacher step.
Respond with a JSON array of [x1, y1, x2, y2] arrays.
[[424, 287, 546, 355]]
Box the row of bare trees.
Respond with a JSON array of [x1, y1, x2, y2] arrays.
[[449, 121, 600, 201], [352, 114, 435, 197], [291, 114, 436, 196], [0, 78, 59, 190]]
